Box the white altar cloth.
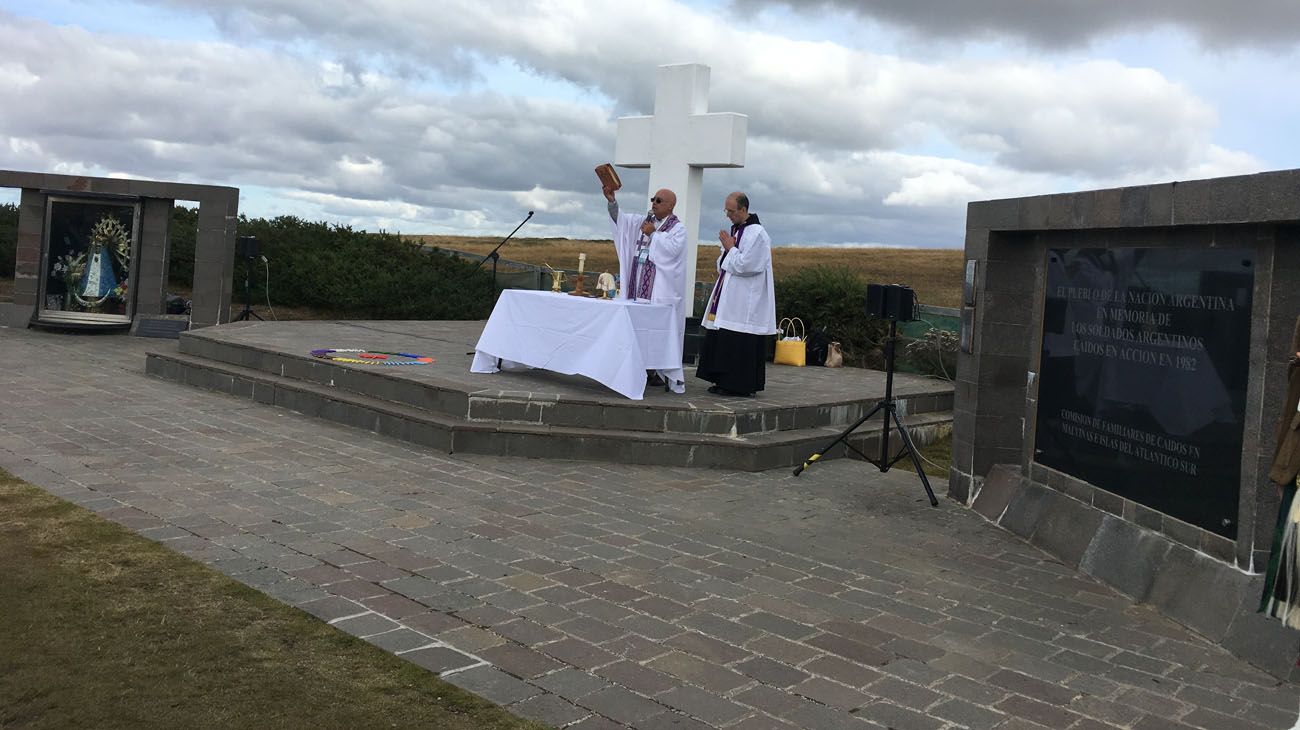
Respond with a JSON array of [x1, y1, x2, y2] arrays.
[[471, 290, 685, 400]]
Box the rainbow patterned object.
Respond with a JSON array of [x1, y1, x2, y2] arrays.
[[310, 349, 434, 365]]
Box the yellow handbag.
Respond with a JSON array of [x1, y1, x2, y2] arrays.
[[774, 317, 806, 367]]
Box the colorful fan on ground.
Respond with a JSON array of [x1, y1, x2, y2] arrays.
[[310, 349, 434, 365]]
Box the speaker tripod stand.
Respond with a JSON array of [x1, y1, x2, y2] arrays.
[[232, 255, 263, 322], [792, 318, 939, 506]]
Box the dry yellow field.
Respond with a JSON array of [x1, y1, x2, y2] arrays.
[[408, 235, 964, 308]]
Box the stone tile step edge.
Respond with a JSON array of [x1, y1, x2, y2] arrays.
[[158, 342, 951, 436], [145, 351, 951, 471]]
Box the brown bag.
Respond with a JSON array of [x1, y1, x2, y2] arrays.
[[825, 342, 843, 368], [774, 317, 806, 367]]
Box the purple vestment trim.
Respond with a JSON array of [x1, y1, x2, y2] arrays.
[[634, 258, 656, 300], [630, 214, 680, 301], [706, 223, 746, 319]]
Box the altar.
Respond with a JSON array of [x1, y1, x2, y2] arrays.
[[471, 290, 685, 400]]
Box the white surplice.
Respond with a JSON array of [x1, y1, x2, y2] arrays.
[[610, 204, 688, 392], [702, 222, 777, 336]]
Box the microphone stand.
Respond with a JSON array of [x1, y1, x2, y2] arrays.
[[475, 211, 534, 291]]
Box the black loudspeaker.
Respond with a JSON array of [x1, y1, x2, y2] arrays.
[[865, 283, 916, 321], [236, 235, 260, 258]]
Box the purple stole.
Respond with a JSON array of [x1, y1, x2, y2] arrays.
[[631, 214, 679, 300], [705, 222, 747, 321]]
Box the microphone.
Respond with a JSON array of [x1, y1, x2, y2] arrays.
[[527, 210, 534, 218]]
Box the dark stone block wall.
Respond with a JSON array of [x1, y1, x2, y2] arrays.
[[957, 169, 1300, 679]]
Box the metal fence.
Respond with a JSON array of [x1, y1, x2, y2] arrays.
[[428, 244, 719, 302], [431, 242, 956, 363], [428, 243, 957, 375]]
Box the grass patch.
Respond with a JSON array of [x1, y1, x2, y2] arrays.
[[848, 427, 952, 481], [0, 471, 548, 730], [917, 428, 954, 478]]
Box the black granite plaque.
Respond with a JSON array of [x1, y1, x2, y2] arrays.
[[1035, 247, 1254, 538]]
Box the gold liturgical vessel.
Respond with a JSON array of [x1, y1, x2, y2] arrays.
[[547, 267, 566, 292]]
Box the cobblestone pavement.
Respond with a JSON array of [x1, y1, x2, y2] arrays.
[[2, 325, 1298, 730]]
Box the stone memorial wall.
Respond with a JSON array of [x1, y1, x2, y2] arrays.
[[0, 170, 239, 330], [956, 170, 1300, 678]]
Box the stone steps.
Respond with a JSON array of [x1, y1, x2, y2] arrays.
[[146, 348, 952, 471], [170, 328, 953, 438]]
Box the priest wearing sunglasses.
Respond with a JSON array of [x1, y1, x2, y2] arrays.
[[602, 184, 688, 393]]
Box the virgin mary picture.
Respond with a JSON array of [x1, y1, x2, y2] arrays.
[[46, 207, 134, 316]]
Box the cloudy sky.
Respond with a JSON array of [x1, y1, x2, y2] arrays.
[[2, 1, 1298, 248]]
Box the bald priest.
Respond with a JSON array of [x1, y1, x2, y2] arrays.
[[601, 183, 688, 394]]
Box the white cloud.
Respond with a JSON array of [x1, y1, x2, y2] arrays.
[[512, 185, 584, 215], [885, 170, 983, 208], [281, 190, 424, 220], [0, 60, 39, 90], [129, 0, 1241, 182], [748, 0, 1300, 48], [0, 2, 1286, 247], [335, 155, 385, 178]]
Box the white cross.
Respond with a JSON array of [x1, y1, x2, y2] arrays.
[[614, 63, 747, 318]]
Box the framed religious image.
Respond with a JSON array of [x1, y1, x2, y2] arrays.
[[37, 196, 140, 326]]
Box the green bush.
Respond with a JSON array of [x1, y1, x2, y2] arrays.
[[0, 203, 17, 279], [237, 216, 494, 320], [773, 266, 890, 368], [900, 327, 958, 380], [167, 205, 198, 287], [166, 210, 493, 320]]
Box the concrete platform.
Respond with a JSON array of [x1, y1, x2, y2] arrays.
[[145, 320, 953, 471]]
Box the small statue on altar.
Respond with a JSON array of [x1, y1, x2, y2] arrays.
[[597, 272, 616, 299]]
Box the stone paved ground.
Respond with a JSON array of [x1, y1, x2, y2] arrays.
[[2, 325, 1298, 730]]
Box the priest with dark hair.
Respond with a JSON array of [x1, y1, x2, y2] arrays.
[[696, 191, 777, 397]]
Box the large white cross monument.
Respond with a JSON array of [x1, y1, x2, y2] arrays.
[[614, 63, 747, 317]]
